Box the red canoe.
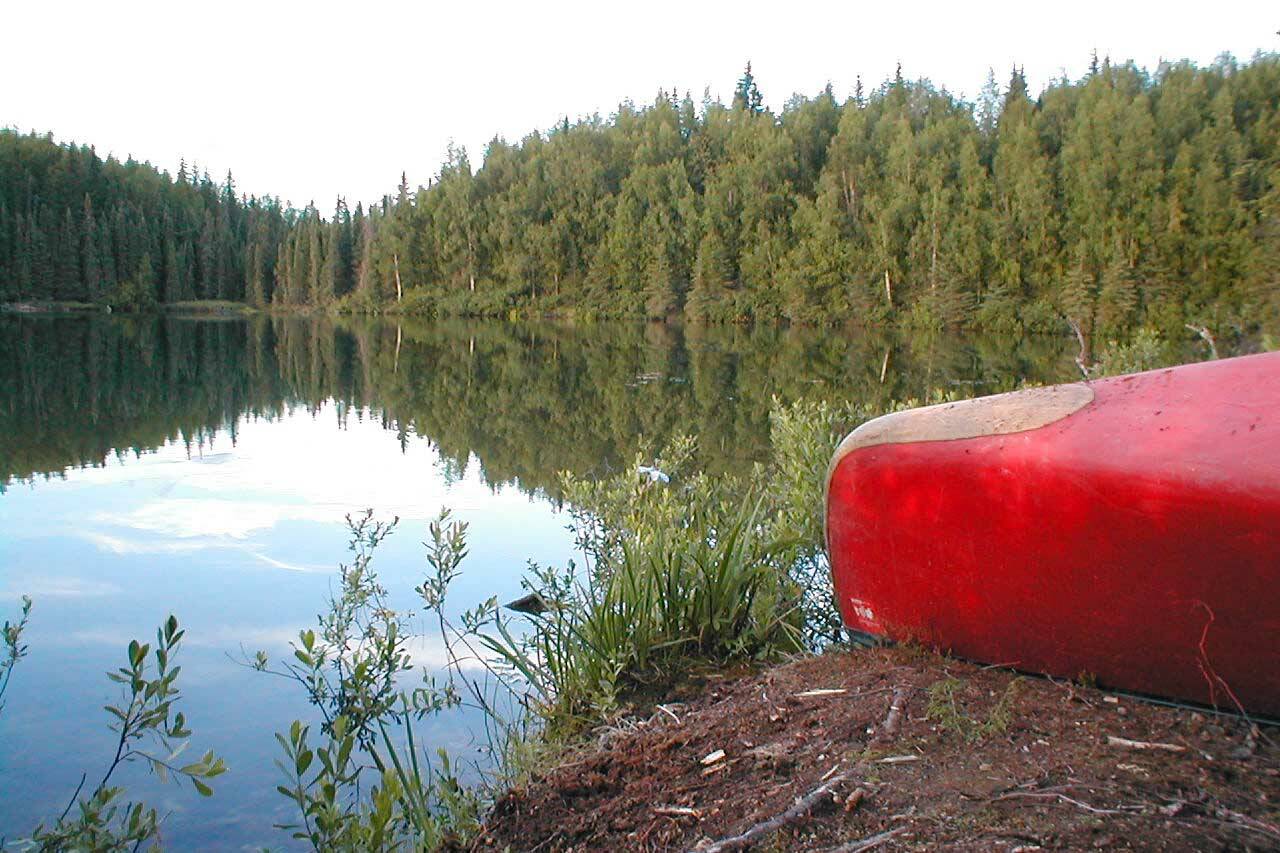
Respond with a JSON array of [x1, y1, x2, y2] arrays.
[[826, 351, 1280, 716]]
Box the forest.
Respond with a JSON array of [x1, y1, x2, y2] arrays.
[[2, 54, 1278, 337]]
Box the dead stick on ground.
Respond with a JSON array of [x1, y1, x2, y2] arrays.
[[873, 686, 911, 745], [991, 791, 1130, 815], [1106, 735, 1187, 753], [1214, 807, 1280, 843], [655, 806, 702, 819], [689, 687, 911, 853], [656, 704, 682, 724], [823, 826, 908, 853], [690, 770, 855, 852]]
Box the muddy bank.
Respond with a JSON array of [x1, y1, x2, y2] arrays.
[[477, 647, 1279, 851]]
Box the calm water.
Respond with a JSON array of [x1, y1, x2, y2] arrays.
[[0, 314, 1084, 848]]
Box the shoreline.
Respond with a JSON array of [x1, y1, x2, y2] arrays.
[[480, 645, 1279, 851]]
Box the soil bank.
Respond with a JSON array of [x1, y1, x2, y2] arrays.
[[478, 646, 1279, 851]]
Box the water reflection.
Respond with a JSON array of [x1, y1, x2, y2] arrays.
[[0, 398, 574, 848], [1, 314, 1086, 493], [0, 314, 1086, 848]]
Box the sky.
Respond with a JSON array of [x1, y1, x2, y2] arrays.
[[4, 1, 1276, 210]]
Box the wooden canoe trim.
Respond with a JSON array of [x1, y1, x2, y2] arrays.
[[827, 382, 1095, 486]]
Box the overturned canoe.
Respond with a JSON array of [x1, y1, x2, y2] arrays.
[[825, 352, 1280, 716]]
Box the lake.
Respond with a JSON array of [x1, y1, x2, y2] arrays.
[[0, 314, 1085, 848]]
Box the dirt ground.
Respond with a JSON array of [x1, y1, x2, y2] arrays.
[[475, 646, 1280, 851]]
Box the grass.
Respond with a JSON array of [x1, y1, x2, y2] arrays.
[[478, 494, 806, 730], [462, 396, 953, 735], [925, 676, 1022, 743]]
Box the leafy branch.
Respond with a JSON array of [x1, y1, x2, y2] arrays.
[[0, 594, 32, 715], [22, 615, 226, 851]]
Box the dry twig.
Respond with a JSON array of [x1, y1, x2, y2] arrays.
[[1212, 806, 1280, 843], [689, 686, 911, 853], [655, 805, 703, 819], [991, 790, 1133, 815], [796, 688, 848, 698], [1106, 735, 1187, 753], [689, 770, 853, 852], [656, 703, 683, 724], [823, 825, 908, 852]]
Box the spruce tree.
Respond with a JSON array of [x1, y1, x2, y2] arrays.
[[732, 62, 764, 114], [82, 196, 102, 303]]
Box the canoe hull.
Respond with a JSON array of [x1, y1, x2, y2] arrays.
[[826, 352, 1280, 716]]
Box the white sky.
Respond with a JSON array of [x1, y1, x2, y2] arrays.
[[4, 1, 1275, 210]]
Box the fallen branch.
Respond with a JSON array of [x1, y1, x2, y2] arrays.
[[656, 704, 682, 724], [823, 825, 908, 853], [795, 688, 848, 698], [1213, 806, 1280, 843], [1106, 736, 1187, 753], [991, 790, 1132, 815], [690, 769, 852, 852], [690, 687, 910, 853]]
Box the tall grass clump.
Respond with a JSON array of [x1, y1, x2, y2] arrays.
[[468, 396, 931, 731], [478, 466, 804, 728]]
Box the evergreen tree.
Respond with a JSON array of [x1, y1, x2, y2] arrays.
[[732, 62, 764, 114], [1, 54, 1277, 335], [81, 196, 102, 303]]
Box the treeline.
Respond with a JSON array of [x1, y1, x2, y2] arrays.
[[302, 55, 1280, 335], [0, 129, 293, 308], [4, 55, 1280, 334]]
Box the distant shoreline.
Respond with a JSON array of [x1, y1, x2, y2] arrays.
[[2, 299, 255, 316]]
